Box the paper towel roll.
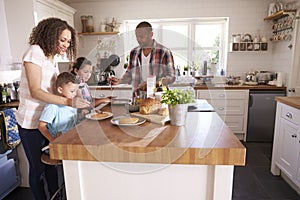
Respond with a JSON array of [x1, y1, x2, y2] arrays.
[[276, 72, 283, 87]]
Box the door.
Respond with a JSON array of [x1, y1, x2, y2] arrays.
[[290, 10, 300, 96], [277, 118, 299, 179]]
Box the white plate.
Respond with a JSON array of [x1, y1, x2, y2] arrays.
[[111, 116, 146, 126], [85, 112, 113, 120]]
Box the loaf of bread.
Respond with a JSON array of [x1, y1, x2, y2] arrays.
[[118, 117, 139, 124], [158, 107, 168, 116], [139, 98, 162, 115]]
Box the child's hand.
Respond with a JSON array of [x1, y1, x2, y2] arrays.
[[81, 108, 90, 115]]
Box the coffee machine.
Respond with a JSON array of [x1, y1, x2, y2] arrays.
[[96, 54, 120, 85]]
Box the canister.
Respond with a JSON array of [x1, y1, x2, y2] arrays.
[[87, 15, 94, 32]]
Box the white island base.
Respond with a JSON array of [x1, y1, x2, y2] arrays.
[[63, 160, 234, 200]]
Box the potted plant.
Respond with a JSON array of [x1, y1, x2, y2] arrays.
[[161, 88, 195, 126]]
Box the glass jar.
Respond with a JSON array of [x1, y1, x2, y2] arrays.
[[87, 15, 94, 32], [80, 15, 87, 33]]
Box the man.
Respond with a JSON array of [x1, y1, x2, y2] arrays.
[[111, 21, 175, 93]]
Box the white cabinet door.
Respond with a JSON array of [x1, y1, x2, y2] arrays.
[[34, 1, 55, 24], [196, 89, 249, 140], [56, 8, 74, 26], [277, 118, 300, 179], [34, 0, 75, 26]]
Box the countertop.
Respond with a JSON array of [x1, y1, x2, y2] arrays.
[[0, 101, 19, 108], [275, 96, 300, 110], [49, 104, 246, 166], [89, 83, 286, 90], [194, 84, 286, 90]]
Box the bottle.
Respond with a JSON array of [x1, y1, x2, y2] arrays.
[[220, 69, 225, 76], [4, 83, 10, 103], [1, 84, 7, 104], [203, 61, 207, 75]]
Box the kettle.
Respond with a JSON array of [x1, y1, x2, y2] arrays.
[[246, 73, 257, 82]]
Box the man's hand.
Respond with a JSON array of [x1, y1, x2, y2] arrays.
[[138, 82, 147, 91], [109, 76, 119, 85]]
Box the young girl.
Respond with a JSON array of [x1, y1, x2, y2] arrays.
[[71, 57, 112, 107]]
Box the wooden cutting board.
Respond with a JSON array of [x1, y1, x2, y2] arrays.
[[130, 112, 170, 125]]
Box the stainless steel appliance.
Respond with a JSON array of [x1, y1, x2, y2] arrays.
[[256, 71, 274, 84], [246, 90, 286, 142], [97, 54, 120, 85]]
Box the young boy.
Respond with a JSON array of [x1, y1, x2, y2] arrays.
[[38, 72, 83, 144]]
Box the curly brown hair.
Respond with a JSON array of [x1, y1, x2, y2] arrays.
[[29, 17, 78, 61]]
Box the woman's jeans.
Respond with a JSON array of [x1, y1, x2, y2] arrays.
[[18, 125, 58, 200]]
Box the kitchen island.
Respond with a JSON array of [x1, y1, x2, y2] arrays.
[[50, 103, 246, 200]]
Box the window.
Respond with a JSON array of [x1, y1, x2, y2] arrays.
[[124, 18, 228, 74]]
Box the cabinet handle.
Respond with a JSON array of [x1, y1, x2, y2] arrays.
[[218, 107, 225, 110], [286, 112, 293, 119], [292, 134, 297, 138], [218, 94, 225, 98]]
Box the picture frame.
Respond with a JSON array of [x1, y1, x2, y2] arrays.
[[240, 43, 246, 51]]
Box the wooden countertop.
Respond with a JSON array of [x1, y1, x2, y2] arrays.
[[194, 84, 286, 90], [90, 83, 286, 91], [0, 101, 19, 108], [49, 105, 246, 166], [275, 96, 300, 110]]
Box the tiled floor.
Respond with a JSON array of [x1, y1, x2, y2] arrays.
[[233, 142, 300, 200], [3, 142, 300, 200]]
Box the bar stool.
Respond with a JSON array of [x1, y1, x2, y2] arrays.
[[41, 153, 65, 200]]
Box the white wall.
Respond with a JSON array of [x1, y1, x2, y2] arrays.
[[68, 0, 279, 78], [4, 0, 35, 63], [0, 0, 12, 69]]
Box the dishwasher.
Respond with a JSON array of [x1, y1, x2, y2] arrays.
[[246, 90, 286, 142]]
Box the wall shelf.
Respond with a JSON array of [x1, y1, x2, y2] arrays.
[[78, 32, 119, 35], [264, 9, 296, 21]]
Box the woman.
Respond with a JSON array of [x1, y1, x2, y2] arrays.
[[16, 18, 90, 200]]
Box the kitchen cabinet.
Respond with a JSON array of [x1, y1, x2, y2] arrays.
[[35, 0, 76, 26], [271, 101, 300, 189], [196, 89, 249, 140]]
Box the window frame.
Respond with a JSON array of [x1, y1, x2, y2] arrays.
[[124, 17, 228, 73]]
